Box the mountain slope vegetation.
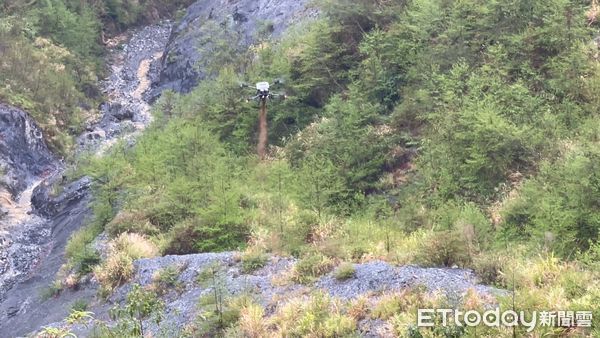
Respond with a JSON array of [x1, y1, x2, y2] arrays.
[[0, 0, 191, 152], [41, 0, 600, 336]]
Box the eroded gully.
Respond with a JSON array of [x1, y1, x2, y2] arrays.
[[0, 22, 172, 337]]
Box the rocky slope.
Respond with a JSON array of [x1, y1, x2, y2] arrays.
[[44, 252, 503, 337], [0, 23, 172, 337], [151, 0, 317, 97], [78, 22, 172, 154], [0, 104, 59, 303], [0, 104, 57, 198]]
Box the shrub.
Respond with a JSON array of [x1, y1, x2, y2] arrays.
[[417, 230, 472, 267], [270, 292, 356, 337], [347, 296, 369, 321], [162, 217, 249, 255], [473, 253, 506, 286], [163, 219, 200, 255], [241, 251, 269, 273], [292, 254, 335, 284], [63, 273, 81, 290], [333, 262, 356, 281], [236, 303, 267, 338], [106, 211, 158, 238], [76, 248, 101, 275], [93, 252, 134, 295], [65, 224, 102, 274], [103, 284, 165, 337], [38, 326, 75, 338], [322, 314, 356, 337], [195, 262, 223, 283], [151, 265, 183, 295], [372, 288, 433, 320], [111, 233, 159, 260], [71, 299, 88, 312], [41, 280, 63, 300], [196, 293, 242, 335], [94, 233, 158, 296]]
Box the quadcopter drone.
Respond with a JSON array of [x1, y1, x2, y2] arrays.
[[241, 80, 286, 102]]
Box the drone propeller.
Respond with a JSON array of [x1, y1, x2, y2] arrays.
[[270, 92, 287, 100], [241, 79, 288, 103]]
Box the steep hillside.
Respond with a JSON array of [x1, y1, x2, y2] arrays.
[[0, 0, 599, 337], [151, 0, 317, 96]]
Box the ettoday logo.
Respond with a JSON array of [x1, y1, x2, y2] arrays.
[[417, 309, 593, 332]]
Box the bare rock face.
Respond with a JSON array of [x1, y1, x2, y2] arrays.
[[0, 103, 57, 197], [0, 104, 60, 312], [151, 0, 318, 97]]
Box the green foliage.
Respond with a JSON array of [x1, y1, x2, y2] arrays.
[[102, 284, 164, 337], [194, 263, 241, 335], [99, 0, 193, 30], [68, 2, 600, 320], [0, 0, 192, 152], [71, 299, 89, 312], [0, 1, 101, 152], [33, 0, 102, 60], [333, 262, 355, 281], [502, 140, 600, 256], [270, 291, 357, 337], [38, 326, 76, 338], [371, 287, 432, 321], [0, 25, 95, 152], [94, 251, 134, 297], [292, 254, 335, 284], [240, 251, 269, 274], [417, 230, 472, 268], [41, 280, 64, 300], [151, 265, 183, 295], [106, 211, 159, 238], [472, 253, 506, 286], [65, 223, 102, 274], [80, 122, 250, 255]]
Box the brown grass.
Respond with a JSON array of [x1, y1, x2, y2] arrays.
[[111, 232, 159, 259]]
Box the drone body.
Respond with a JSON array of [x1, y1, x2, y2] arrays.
[[256, 81, 270, 100], [242, 80, 286, 102]]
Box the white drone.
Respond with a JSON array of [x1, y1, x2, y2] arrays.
[[241, 80, 286, 102]]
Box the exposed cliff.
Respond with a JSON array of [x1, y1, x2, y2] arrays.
[[151, 0, 317, 97], [0, 104, 57, 198]]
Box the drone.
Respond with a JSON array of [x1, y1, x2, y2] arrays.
[[239, 79, 288, 160], [241, 80, 287, 102]]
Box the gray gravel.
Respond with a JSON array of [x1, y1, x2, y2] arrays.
[[317, 261, 504, 304], [57, 253, 503, 337], [77, 22, 172, 152]]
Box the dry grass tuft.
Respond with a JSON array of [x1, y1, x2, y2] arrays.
[[93, 251, 134, 295], [237, 303, 267, 338], [94, 233, 158, 296], [111, 232, 159, 260]]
